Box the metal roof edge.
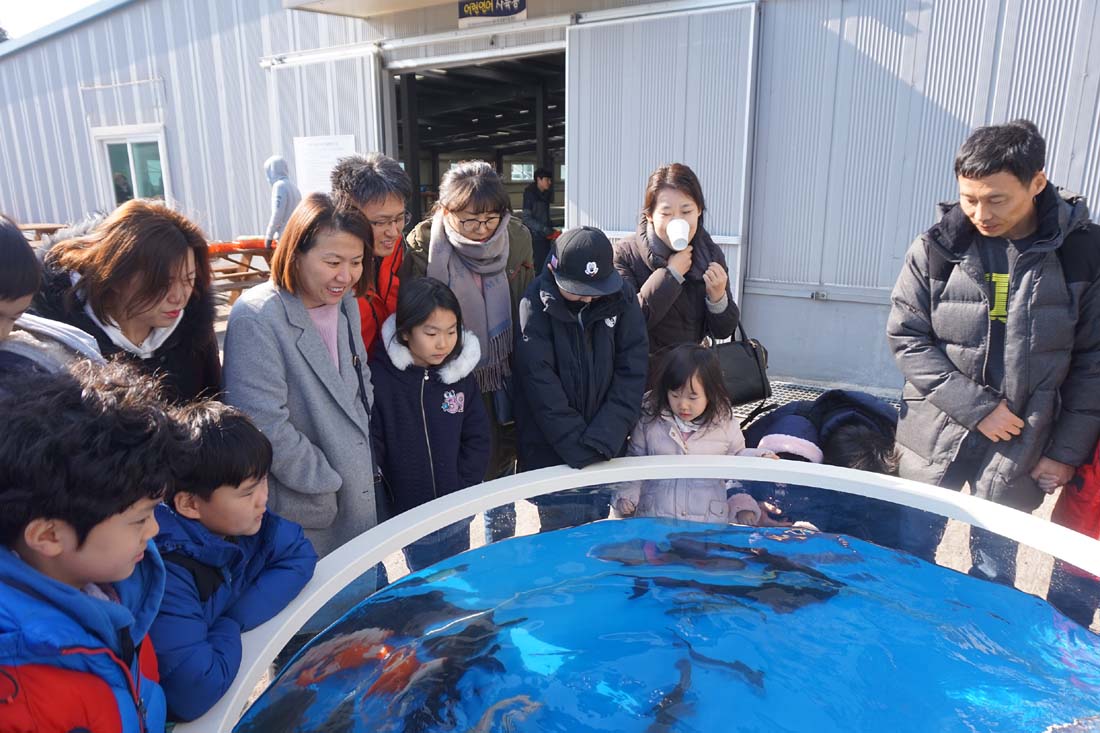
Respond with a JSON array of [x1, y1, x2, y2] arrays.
[[0, 0, 141, 61]]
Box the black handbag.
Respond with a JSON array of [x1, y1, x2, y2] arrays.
[[713, 323, 773, 425]]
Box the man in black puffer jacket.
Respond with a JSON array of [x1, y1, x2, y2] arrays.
[[514, 227, 649, 531], [888, 120, 1100, 585]]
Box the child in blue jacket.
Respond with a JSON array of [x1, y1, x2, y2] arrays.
[[0, 362, 185, 733], [370, 277, 490, 571], [149, 401, 318, 722]]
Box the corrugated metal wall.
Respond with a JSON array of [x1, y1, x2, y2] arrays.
[[740, 0, 1100, 388], [748, 0, 1100, 300], [0, 0, 382, 241], [564, 4, 755, 236]]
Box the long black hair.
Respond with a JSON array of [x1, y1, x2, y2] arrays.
[[393, 277, 465, 365], [644, 344, 733, 427]]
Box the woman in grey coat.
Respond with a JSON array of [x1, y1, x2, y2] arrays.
[[223, 193, 378, 557]]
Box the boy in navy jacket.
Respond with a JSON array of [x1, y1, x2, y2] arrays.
[[149, 401, 317, 722]]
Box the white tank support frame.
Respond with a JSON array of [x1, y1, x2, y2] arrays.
[[178, 456, 1100, 732]]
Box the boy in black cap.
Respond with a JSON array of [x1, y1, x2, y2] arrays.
[[513, 226, 649, 531]]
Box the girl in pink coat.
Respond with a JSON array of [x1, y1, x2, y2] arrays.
[[615, 344, 779, 525]]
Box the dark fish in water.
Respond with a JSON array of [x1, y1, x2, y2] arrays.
[[630, 575, 839, 614], [670, 631, 765, 690], [329, 589, 475, 639], [591, 538, 747, 573], [646, 658, 694, 733]]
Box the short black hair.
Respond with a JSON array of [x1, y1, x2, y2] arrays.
[[534, 168, 552, 181], [0, 215, 41, 301], [821, 424, 899, 475], [330, 153, 413, 208], [170, 401, 273, 503], [954, 119, 1046, 185], [0, 361, 188, 546], [393, 277, 465, 366]]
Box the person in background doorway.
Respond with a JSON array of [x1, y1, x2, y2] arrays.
[[263, 155, 302, 249], [522, 167, 557, 273], [331, 153, 414, 355], [887, 119, 1100, 586]]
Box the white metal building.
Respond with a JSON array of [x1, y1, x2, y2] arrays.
[[2, 0, 1100, 389]]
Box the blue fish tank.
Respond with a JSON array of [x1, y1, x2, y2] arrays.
[[177, 458, 1100, 733]]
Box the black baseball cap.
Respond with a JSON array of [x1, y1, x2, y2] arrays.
[[550, 226, 623, 297]]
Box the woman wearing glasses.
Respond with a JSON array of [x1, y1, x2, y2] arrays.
[[405, 160, 534, 483]]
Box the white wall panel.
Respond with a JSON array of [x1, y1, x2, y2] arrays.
[[0, 0, 380, 240], [565, 4, 756, 238]]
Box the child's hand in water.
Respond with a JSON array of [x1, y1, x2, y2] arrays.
[[755, 500, 793, 528]]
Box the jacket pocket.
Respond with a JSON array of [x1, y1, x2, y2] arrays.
[[895, 394, 951, 462], [273, 487, 339, 530]]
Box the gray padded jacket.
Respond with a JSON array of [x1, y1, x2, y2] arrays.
[[887, 183, 1100, 511]]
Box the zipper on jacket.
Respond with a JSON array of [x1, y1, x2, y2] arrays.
[[62, 645, 148, 733], [421, 369, 438, 499]]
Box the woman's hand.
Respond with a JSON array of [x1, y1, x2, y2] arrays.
[[668, 245, 694, 277], [703, 262, 728, 302]]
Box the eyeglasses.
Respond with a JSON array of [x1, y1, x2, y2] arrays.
[[453, 214, 502, 235], [368, 211, 412, 229]]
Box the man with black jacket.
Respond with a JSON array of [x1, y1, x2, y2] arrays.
[[522, 168, 556, 273], [888, 120, 1100, 585], [514, 226, 648, 531]]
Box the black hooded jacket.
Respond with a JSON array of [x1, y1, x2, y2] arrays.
[[513, 269, 648, 470], [32, 258, 221, 403]]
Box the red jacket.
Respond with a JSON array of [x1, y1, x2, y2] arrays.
[[358, 245, 403, 356], [1051, 442, 1100, 579]]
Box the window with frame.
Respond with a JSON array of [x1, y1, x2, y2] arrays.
[[510, 163, 534, 182], [107, 141, 165, 204]]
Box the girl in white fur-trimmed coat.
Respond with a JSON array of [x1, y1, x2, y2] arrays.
[[370, 277, 490, 569]]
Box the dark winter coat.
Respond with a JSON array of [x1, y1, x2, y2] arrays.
[[521, 183, 554, 240], [31, 258, 221, 403], [513, 269, 648, 470], [744, 389, 898, 461], [370, 315, 491, 513], [887, 184, 1100, 511], [612, 221, 739, 355], [149, 504, 317, 721]]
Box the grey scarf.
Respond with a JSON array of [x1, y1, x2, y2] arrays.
[[427, 211, 513, 393]]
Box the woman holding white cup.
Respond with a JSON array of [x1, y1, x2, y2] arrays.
[[612, 163, 739, 362]]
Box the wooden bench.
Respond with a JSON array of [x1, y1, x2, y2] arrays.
[[208, 240, 273, 304]]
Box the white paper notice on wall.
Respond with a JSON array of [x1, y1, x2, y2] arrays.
[[293, 135, 356, 196]]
